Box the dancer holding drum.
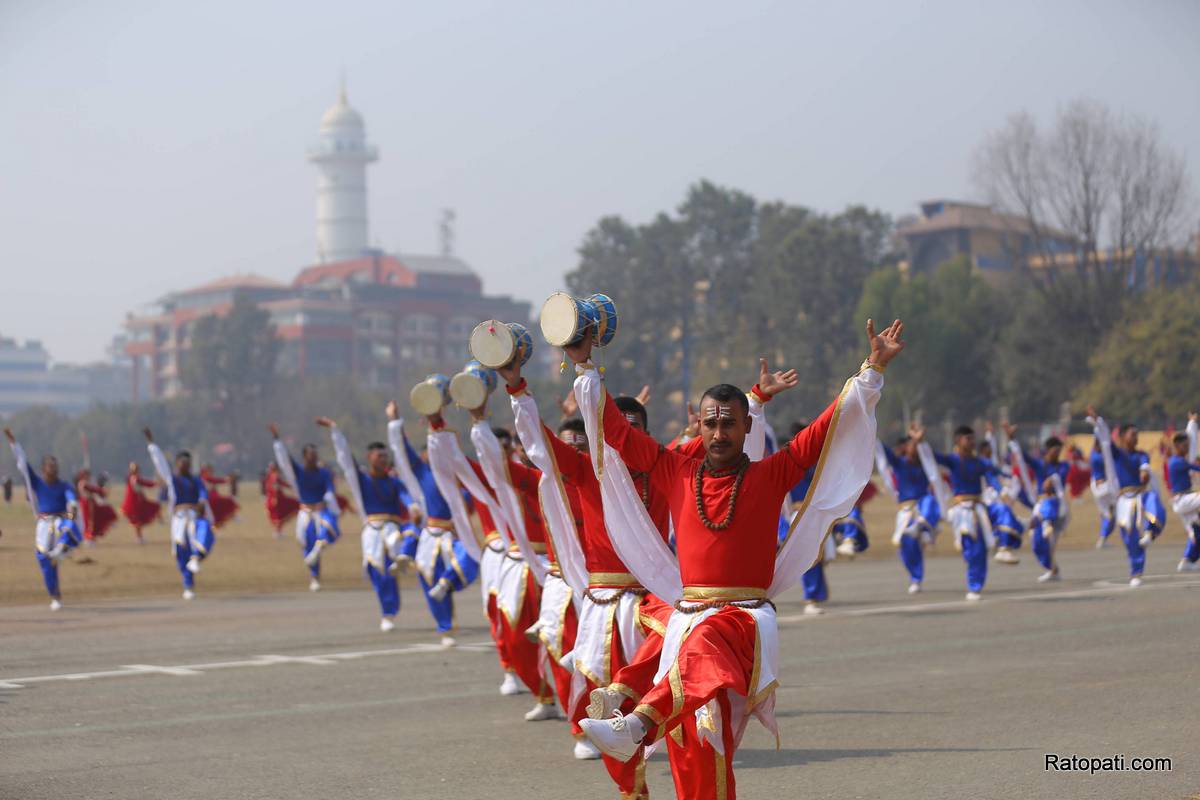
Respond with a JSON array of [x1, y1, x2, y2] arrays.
[[396, 379, 481, 646]]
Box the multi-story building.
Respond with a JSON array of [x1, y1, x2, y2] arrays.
[[123, 86, 533, 401], [896, 200, 1197, 287], [0, 336, 130, 417]]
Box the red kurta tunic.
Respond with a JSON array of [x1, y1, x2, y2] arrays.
[[122, 473, 161, 532]]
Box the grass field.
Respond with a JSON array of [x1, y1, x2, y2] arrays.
[[1, 483, 1192, 606]]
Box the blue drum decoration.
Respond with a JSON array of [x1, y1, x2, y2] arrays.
[[469, 320, 534, 369], [409, 373, 451, 415], [449, 360, 498, 409], [539, 292, 620, 348]]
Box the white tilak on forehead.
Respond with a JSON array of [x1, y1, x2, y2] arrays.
[[703, 405, 735, 421], [562, 431, 587, 446], [622, 413, 640, 425]]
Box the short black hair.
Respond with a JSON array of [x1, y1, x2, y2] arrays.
[[895, 435, 911, 446], [790, 420, 810, 439], [1118, 423, 1138, 435], [301, 443, 318, 457], [558, 418, 586, 435], [1043, 436, 1063, 450], [367, 441, 388, 453], [700, 384, 749, 416], [492, 427, 512, 443], [614, 396, 648, 429], [176, 450, 191, 460], [1174, 432, 1189, 446], [953, 425, 974, 439]]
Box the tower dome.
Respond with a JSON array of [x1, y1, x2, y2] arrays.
[[320, 86, 364, 130]]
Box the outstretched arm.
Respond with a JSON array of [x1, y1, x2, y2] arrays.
[[318, 417, 365, 518]]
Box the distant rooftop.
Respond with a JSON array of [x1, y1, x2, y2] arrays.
[[175, 274, 288, 296]]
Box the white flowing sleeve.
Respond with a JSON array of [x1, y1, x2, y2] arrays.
[[328, 425, 365, 519], [874, 440, 899, 502], [573, 367, 683, 603], [147, 442, 176, 511], [272, 440, 299, 493], [510, 390, 590, 596], [468, 422, 547, 584], [770, 368, 883, 597], [387, 419, 426, 517], [9, 440, 35, 509], [916, 441, 952, 513], [743, 394, 767, 462], [1007, 442, 1038, 501], [425, 431, 483, 562], [1089, 415, 1119, 487], [1187, 419, 1199, 463]]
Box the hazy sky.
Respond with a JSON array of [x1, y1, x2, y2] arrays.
[[2, 0, 1197, 363]]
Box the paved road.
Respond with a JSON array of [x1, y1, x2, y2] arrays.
[[2, 546, 1197, 800]]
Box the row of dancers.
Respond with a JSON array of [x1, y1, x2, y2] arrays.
[[4, 318, 1199, 799]]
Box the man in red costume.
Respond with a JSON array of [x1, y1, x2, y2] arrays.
[[574, 319, 903, 800]]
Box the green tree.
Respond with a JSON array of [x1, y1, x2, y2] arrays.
[[1079, 279, 1200, 423], [856, 257, 1005, 436]]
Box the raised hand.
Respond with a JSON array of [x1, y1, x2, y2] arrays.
[[2, 426, 14, 444], [1002, 422, 1017, 439], [1189, 411, 1197, 424], [563, 337, 593, 366], [268, 422, 280, 440], [757, 358, 798, 398], [497, 360, 523, 390], [866, 318, 905, 369], [385, 400, 399, 421], [635, 385, 651, 406], [908, 422, 925, 443], [425, 411, 445, 428], [142, 427, 154, 443], [1085, 404, 1098, 421], [314, 416, 335, 429], [560, 389, 578, 418], [683, 402, 699, 438]]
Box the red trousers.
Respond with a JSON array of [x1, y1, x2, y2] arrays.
[[497, 569, 555, 702], [634, 608, 758, 800]]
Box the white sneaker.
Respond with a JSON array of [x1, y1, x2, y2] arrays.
[[1037, 570, 1061, 583], [499, 672, 525, 696], [1129, 576, 1143, 588], [803, 602, 825, 616], [1178, 559, 1199, 573], [907, 582, 922, 595], [836, 540, 857, 558], [428, 579, 450, 602], [303, 540, 324, 567], [573, 738, 602, 760], [524, 702, 560, 721], [587, 686, 624, 720], [1095, 538, 1108, 549], [379, 617, 395, 632], [965, 591, 982, 602], [440, 634, 456, 648], [186, 556, 201, 574], [1138, 533, 1153, 548], [182, 589, 195, 601], [580, 714, 643, 763], [308, 578, 321, 592], [49, 598, 62, 611], [993, 548, 1019, 565]]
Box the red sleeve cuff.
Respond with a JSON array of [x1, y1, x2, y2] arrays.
[[429, 417, 446, 431], [750, 385, 771, 404], [505, 378, 528, 396]]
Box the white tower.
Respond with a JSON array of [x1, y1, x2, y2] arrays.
[[307, 82, 378, 262]]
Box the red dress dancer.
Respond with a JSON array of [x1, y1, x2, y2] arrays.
[[264, 463, 299, 536], [574, 320, 901, 800], [122, 463, 161, 543], [77, 470, 118, 542], [200, 465, 240, 528]]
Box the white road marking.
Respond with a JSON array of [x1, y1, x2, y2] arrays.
[[775, 574, 1200, 623], [0, 640, 494, 690]]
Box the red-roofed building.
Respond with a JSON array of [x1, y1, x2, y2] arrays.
[[123, 255, 529, 400]]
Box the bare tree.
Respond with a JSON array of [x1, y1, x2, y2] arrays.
[[972, 97, 1193, 332]]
